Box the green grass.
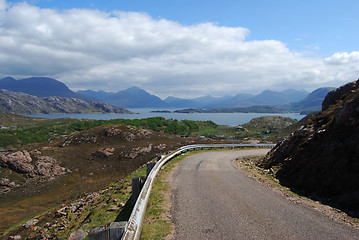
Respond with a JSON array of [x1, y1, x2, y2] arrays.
[[0, 114, 234, 148], [0, 113, 300, 149], [141, 152, 194, 240]]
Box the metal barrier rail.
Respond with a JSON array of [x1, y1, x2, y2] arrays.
[[121, 143, 275, 240]]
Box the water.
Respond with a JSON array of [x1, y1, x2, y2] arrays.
[[26, 108, 305, 126]]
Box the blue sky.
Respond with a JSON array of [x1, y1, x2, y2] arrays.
[[1, 0, 358, 98]]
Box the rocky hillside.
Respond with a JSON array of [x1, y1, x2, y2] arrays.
[[0, 89, 131, 114], [0, 124, 202, 234], [0, 76, 93, 101], [258, 79, 359, 216]]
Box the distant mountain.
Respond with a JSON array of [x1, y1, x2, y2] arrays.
[[163, 95, 232, 108], [77, 90, 114, 101], [206, 93, 254, 108], [102, 87, 167, 108], [202, 89, 308, 109], [77, 85, 331, 112], [238, 89, 308, 107], [0, 89, 131, 114], [163, 96, 200, 108], [0, 76, 93, 101], [290, 87, 335, 114]]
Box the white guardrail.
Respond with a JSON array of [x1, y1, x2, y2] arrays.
[[121, 143, 275, 240]]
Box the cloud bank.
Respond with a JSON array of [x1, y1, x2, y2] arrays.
[[0, 0, 358, 98]]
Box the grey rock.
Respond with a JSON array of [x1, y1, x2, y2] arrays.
[[68, 230, 87, 240], [23, 219, 39, 228]]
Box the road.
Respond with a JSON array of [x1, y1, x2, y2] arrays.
[[170, 150, 359, 240]]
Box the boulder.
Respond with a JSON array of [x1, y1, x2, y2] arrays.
[[0, 150, 35, 176], [125, 144, 153, 159], [23, 219, 39, 229]]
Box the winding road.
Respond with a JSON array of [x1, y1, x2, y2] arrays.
[[170, 149, 359, 240]]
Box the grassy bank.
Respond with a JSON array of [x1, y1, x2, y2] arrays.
[[2, 164, 148, 238], [141, 152, 192, 240]]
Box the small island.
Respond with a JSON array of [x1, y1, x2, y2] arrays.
[[150, 110, 172, 113]]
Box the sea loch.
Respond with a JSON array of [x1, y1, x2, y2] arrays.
[[27, 108, 304, 126]]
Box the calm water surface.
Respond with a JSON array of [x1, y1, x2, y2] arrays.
[[27, 108, 305, 126]]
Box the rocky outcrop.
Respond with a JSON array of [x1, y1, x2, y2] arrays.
[[258, 79, 359, 216], [125, 144, 153, 159], [0, 89, 131, 114], [0, 178, 17, 194], [35, 156, 68, 179], [92, 148, 116, 158], [61, 125, 152, 147], [0, 150, 34, 176], [322, 80, 358, 111], [0, 150, 69, 192]]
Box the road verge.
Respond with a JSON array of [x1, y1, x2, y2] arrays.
[[233, 156, 359, 229]]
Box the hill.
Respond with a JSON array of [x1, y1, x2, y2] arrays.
[[79, 87, 312, 109], [258, 79, 359, 216], [0, 89, 130, 114], [0, 121, 203, 235], [0, 77, 92, 101], [76, 90, 113, 101], [102, 87, 167, 108], [289, 87, 335, 114]]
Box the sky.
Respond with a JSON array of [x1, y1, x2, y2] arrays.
[[0, 0, 358, 99]]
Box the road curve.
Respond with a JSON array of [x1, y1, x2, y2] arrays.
[[170, 150, 359, 240]]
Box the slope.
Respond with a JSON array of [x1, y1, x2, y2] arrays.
[[258, 79, 359, 216]]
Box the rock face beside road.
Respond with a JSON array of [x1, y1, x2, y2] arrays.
[[258, 79, 359, 216]]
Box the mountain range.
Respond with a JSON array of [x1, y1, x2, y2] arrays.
[[1, 76, 334, 113], [0, 89, 130, 114], [78, 86, 333, 113]]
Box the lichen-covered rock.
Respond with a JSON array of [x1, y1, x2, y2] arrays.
[[68, 230, 87, 240], [23, 219, 39, 229], [0, 178, 16, 187], [0, 150, 35, 177], [125, 144, 153, 159], [0, 151, 69, 180], [92, 148, 115, 158], [35, 156, 68, 178]]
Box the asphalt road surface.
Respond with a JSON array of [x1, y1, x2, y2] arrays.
[[170, 149, 359, 240]]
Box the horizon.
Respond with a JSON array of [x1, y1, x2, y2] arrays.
[[1, 75, 335, 100], [0, 0, 358, 98]]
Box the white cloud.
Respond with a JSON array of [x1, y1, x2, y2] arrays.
[[324, 52, 359, 65], [0, 0, 7, 10], [0, 1, 358, 98]]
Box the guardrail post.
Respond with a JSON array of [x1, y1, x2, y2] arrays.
[[146, 162, 156, 178], [88, 222, 127, 240], [131, 176, 146, 206]]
